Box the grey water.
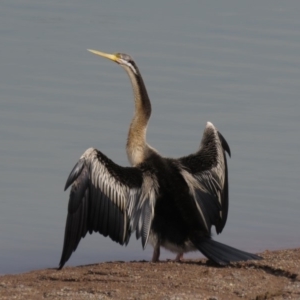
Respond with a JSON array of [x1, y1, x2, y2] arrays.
[[1, 1, 299, 274]]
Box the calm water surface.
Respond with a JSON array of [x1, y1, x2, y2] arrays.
[[1, 1, 299, 274]]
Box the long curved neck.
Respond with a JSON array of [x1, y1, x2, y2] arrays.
[[123, 64, 152, 166]]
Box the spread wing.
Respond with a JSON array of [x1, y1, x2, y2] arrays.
[[179, 122, 231, 235], [59, 147, 158, 269]]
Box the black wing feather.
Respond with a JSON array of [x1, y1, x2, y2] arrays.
[[179, 122, 231, 235], [64, 159, 85, 191], [59, 148, 151, 269], [216, 139, 229, 233], [101, 193, 109, 237], [59, 189, 89, 269], [218, 131, 231, 157]]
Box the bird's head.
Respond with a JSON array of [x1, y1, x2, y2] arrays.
[[88, 49, 138, 75]]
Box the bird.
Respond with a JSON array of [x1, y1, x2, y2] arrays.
[[58, 49, 261, 269]]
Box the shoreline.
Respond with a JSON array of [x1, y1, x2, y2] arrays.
[[0, 248, 299, 299]]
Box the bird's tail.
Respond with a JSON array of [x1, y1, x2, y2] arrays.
[[190, 236, 262, 265]]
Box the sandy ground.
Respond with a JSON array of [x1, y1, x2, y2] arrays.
[[0, 248, 299, 300]]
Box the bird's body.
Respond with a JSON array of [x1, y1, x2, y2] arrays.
[[59, 50, 261, 269]]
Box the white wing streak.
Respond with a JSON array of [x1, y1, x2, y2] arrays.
[[179, 122, 230, 236], [127, 173, 158, 248], [59, 147, 158, 269]]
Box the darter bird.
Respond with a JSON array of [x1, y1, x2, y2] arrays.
[[58, 50, 261, 269]]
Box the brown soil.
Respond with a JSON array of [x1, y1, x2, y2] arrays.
[[0, 248, 299, 299]]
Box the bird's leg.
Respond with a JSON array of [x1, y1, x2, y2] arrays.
[[175, 253, 184, 262], [152, 244, 160, 262]]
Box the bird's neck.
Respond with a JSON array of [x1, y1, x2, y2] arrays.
[[125, 67, 152, 166]]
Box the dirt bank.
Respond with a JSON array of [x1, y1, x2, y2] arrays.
[[0, 248, 299, 299]]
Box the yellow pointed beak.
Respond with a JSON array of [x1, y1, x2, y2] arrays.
[[87, 49, 118, 62]]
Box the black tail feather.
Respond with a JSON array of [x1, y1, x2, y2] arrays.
[[191, 236, 262, 265]]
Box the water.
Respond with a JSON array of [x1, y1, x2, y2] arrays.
[[1, 1, 299, 274]]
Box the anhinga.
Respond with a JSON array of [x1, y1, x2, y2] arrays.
[[59, 49, 261, 269]]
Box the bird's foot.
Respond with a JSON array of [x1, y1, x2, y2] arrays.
[[175, 253, 184, 262], [151, 246, 160, 262], [166, 253, 184, 262]]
